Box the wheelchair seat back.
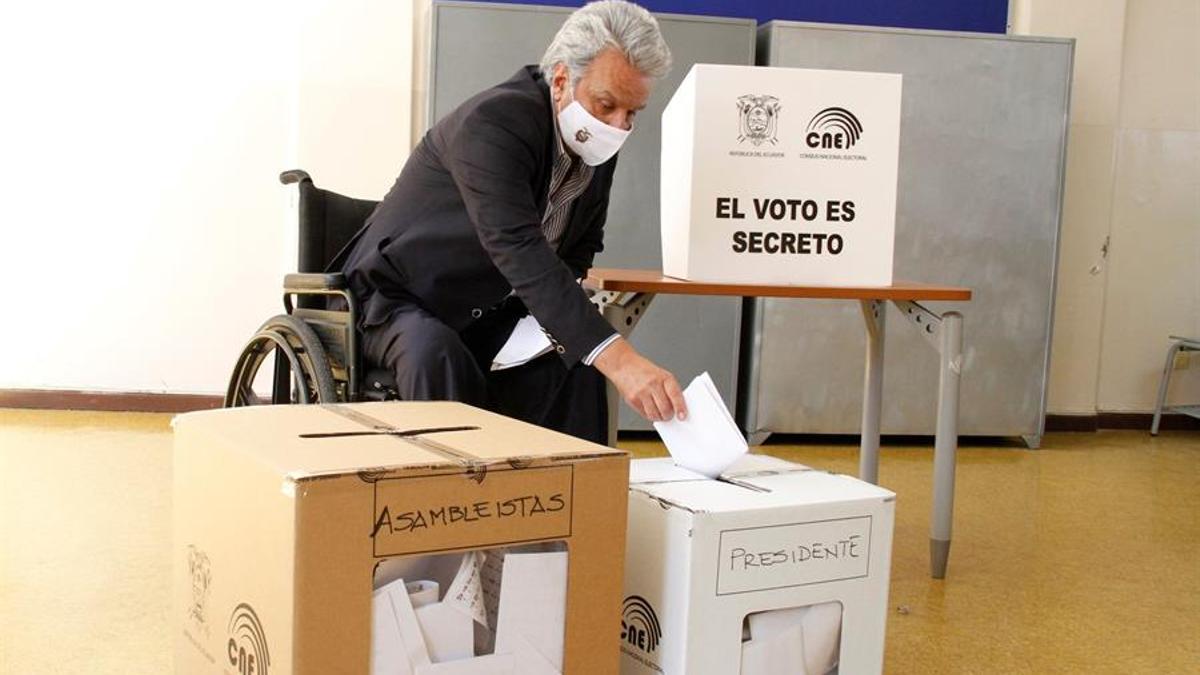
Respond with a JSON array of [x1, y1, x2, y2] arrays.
[[291, 172, 380, 274]]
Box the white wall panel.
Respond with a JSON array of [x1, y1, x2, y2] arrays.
[[0, 0, 415, 394], [1046, 125, 1119, 413], [1097, 128, 1200, 410], [1015, 0, 1127, 414], [1095, 0, 1200, 412], [1116, 0, 1200, 132], [1022, 0, 1200, 415]]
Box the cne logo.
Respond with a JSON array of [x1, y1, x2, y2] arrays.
[[620, 595, 662, 654], [736, 95, 781, 146], [805, 107, 863, 150], [227, 603, 270, 675]]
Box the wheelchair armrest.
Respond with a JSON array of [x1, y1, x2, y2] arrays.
[[284, 272, 346, 292]]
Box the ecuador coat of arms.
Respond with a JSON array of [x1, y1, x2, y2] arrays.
[[736, 94, 781, 146]]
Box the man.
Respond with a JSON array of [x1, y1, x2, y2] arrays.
[[340, 0, 686, 443]]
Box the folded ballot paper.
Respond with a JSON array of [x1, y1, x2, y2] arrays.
[[652, 371, 748, 477], [741, 602, 843, 675], [372, 547, 567, 675], [491, 315, 553, 371]]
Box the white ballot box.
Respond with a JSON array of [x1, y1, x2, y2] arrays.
[[661, 64, 902, 286], [172, 402, 628, 675], [621, 456, 895, 675]]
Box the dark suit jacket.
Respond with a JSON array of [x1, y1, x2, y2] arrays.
[[341, 66, 618, 367]]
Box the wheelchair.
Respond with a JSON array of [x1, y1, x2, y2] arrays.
[[223, 170, 399, 406]]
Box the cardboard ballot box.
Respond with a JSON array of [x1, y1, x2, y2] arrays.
[[661, 64, 902, 286], [621, 456, 895, 675], [173, 402, 628, 675]]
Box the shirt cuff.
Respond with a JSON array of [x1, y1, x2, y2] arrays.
[[582, 333, 621, 366]]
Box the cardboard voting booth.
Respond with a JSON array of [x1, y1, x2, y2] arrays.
[[173, 402, 629, 675], [661, 64, 902, 286], [621, 456, 895, 675]]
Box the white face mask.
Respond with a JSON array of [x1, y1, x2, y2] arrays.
[[557, 99, 631, 166]]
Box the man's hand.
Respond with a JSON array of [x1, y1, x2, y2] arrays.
[[593, 337, 688, 422]]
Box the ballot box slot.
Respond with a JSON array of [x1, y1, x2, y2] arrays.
[[715, 476, 771, 493], [299, 425, 481, 439]]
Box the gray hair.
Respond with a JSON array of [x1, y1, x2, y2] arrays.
[[540, 1, 672, 86]]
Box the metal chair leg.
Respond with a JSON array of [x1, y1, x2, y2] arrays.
[[1151, 341, 1182, 436]]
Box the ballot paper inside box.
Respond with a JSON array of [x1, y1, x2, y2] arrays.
[[660, 63, 902, 286], [171, 402, 629, 675], [371, 544, 570, 674], [621, 456, 895, 675]]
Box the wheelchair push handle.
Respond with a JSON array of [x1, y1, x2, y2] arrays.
[[279, 169, 312, 185]]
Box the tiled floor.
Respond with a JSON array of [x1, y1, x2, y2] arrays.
[[1, 409, 1197, 673]]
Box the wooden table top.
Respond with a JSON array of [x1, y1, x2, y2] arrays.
[[583, 268, 972, 301]]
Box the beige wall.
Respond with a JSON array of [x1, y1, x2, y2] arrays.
[[1097, 0, 1200, 412], [1016, 0, 1200, 414], [297, 0, 414, 199], [0, 0, 414, 394]]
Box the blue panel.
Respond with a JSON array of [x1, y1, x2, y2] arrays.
[[468, 0, 1009, 33]]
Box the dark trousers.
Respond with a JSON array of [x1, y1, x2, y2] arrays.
[[361, 299, 608, 445]]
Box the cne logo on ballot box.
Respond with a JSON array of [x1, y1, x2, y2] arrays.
[[661, 64, 902, 286]]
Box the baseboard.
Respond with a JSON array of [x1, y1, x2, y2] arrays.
[[0, 389, 224, 413], [1098, 412, 1200, 431], [1046, 412, 1200, 432], [1044, 414, 1099, 432]]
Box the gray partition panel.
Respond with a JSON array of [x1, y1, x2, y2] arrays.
[[430, 1, 756, 430], [741, 23, 1073, 443]]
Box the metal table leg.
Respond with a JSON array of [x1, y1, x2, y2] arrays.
[[931, 312, 963, 579], [859, 300, 886, 485], [894, 301, 964, 579], [591, 290, 656, 447]]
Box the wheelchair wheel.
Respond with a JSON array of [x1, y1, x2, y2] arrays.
[[224, 314, 337, 407]]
